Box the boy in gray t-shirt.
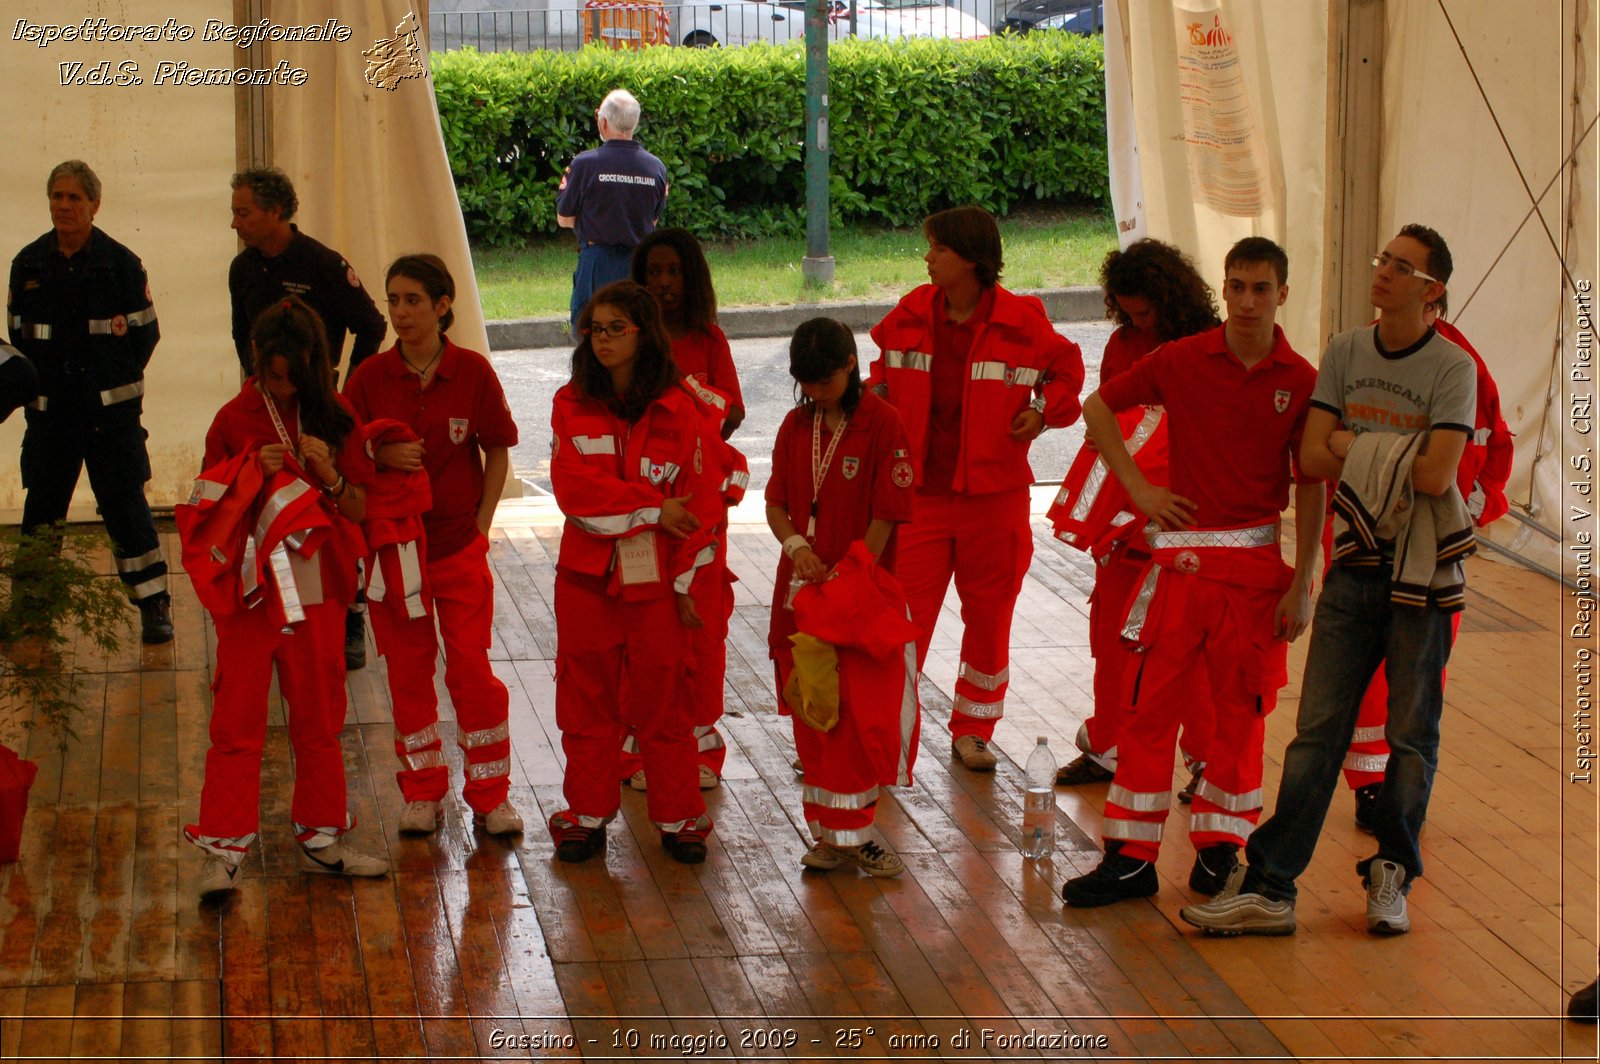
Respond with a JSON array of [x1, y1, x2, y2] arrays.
[[1182, 224, 1473, 938]]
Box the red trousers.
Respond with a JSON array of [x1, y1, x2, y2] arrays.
[[1084, 544, 1214, 770], [895, 487, 1031, 741], [189, 599, 350, 849], [1103, 566, 1287, 861], [368, 537, 511, 814], [555, 569, 706, 830]]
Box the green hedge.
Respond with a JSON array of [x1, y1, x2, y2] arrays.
[[431, 34, 1106, 244]]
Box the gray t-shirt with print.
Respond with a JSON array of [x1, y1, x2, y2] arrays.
[[1310, 324, 1476, 438]]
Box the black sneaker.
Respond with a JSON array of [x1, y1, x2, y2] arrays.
[[549, 811, 606, 863], [1354, 783, 1381, 833], [344, 609, 366, 671], [1188, 843, 1240, 895], [139, 594, 174, 645], [1569, 977, 1598, 1023], [1061, 851, 1158, 907], [1054, 753, 1114, 786]]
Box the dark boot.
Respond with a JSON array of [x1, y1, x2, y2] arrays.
[[139, 594, 174, 645]]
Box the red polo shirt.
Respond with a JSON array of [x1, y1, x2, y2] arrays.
[[1100, 323, 1159, 382], [345, 338, 519, 561], [923, 286, 996, 493], [671, 324, 743, 413], [1098, 323, 1316, 528]]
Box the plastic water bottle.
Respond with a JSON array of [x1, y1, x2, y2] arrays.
[[1021, 735, 1056, 858]]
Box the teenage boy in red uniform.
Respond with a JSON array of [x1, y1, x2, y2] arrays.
[[1061, 237, 1323, 907]]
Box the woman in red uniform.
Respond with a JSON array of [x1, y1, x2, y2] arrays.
[[621, 227, 746, 790], [344, 254, 523, 839], [1048, 239, 1220, 794], [548, 280, 720, 864], [768, 318, 917, 876], [183, 297, 387, 900]]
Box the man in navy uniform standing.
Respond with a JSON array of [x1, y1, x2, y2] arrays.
[[556, 88, 670, 325]]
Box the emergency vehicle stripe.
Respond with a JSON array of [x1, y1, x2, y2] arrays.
[[809, 821, 870, 847], [129, 575, 168, 599], [406, 749, 446, 771], [897, 637, 917, 786], [694, 725, 725, 752], [1193, 780, 1262, 812], [117, 547, 164, 572], [401, 723, 441, 751], [803, 784, 879, 810], [100, 380, 146, 406], [460, 722, 511, 749], [958, 661, 1009, 692], [1012, 367, 1041, 387], [1351, 725, 1385, 744], [952, 693, 1003, 719], [1070, 459, 1109, 522], [572, 434, 617, 455], [969, 361, 1006, 381], [1147, 522, 1277, 550], [884, 350, 931, 372], [268, 542, 305, 625], [1343, 752, 1388, 773], [1190, 812, 1255, 838], [467, 757, 510, 781], [1104, 818, 1163, 842], [572, 507, 662, 536], [1108, 783, 1171, 812], [1120, 565, 1162, 641]]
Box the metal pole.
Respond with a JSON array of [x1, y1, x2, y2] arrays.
[[802, 0, 835, 285]]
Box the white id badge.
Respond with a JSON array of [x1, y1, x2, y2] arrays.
[[616, 534, 661, 586]]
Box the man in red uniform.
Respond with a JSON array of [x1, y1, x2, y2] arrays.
[[1061, 237, 1324, 907], [869, 206, 1085, 772]]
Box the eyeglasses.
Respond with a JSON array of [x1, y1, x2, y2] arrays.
[[1371, 252, 1440, 285], [582, 321, 640, 338]]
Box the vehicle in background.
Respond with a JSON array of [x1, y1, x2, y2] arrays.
[[996, 0, 1101, 34]]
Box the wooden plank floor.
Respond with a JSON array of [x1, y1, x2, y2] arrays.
[[0, 499, 1593, 1062]]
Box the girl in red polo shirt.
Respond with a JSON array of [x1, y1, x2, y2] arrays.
[[344, 255, 523, 840], [184, 297, 388, 900], [767, 318, 917, 877]]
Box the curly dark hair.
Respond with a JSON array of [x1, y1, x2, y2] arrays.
[[570, 281, 679, 423], [632, 227, 718, 333], [1100, 239, 1220, 341], [250, 296, 353, 453]]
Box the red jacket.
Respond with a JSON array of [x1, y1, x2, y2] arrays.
[[679, 377, 749, 507], [867, 284, 1085, 493], [550, 382, 721, 600], [1436, 319, 1513, 525], [361, 418, 433, 619]]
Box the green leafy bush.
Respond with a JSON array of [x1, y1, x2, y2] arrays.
[[431, 34, 1106, 244]]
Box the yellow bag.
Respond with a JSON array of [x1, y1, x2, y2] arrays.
[[783, 632, 840, 732]]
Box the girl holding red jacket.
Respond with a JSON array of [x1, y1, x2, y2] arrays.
[[344, 255, 523, 840], [183, 297, 388, 901], [548, 280, 721, 865], [868, 206, 1085, 772]]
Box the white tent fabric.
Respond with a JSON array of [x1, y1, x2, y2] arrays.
[[1, 0, 486, 516], [1106, 0, 1595, 578]]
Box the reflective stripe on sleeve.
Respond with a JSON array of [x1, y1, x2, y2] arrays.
[[885, 350, 931, 372], [571, 507, 662, 536]]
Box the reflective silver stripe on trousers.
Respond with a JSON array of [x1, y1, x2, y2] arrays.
[[885, 349, 931, 372], [958, 661, 1009, 692], [897, 634, 918, 786], [406, 749, 447, 771], [368, 541, 427, 619], [117, 547, 164, 572], [1120, 564, 1163, 642], [129, 575, 168, 599], [268, 542, 304, 625], [694, 725, 725, 752], [1146, 521, 1278, 550], [1343, 752, 1388, 773], [803, 783, 879, 810], [572, 507, 662, 536], [401, 723, 441, 752], [1193, 779, 1262, 812], [808, 820, 870, 847], [467, 757, 511, 781], [1103, 818, 1164, 842], [953, 693, 1004, 719], [572, 434, 617, 455], [1350, 725, 1385, 744], [460, 721, 510, 749], [1190, 811, 1255, 838], [1108, 783, 1171, 812]]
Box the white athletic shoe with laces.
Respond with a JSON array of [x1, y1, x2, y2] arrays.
[[479, 800, 525, 836], [199, 853, 240, 901], [398, 800, 440, 835], [1365, 858, 1411, 934], [299, 839, 390, 878]]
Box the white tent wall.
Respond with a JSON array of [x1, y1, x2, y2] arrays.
[[0, 1, 491, 518], [0, 0, 239, 519]]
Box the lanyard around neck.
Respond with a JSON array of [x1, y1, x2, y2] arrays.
[[258, 383, 299, 461], [807, 407, 847, 539]]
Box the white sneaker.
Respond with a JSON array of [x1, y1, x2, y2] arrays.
[[698, 764, 720, 790], [1365, 858, 1411, 934], [1179, 890, 1296, 935], [800, 841, 844, 871], [479, 800, 525, 835], [300, 839, 390, 878], [626, 770, 648, 792], [199, 854, 240, 901], [398, 800, 440, 835]]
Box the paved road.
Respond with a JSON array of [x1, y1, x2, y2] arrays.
[[490, 319, 1118, 497]]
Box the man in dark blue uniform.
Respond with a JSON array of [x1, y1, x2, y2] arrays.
[[0, 344, 38, 424], [556, 89, 670, 325], [9, 160, 171, 644]]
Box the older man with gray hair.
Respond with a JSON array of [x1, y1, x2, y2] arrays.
[[556, 88, 670, 324]]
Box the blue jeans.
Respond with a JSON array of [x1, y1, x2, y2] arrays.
[[569, 243, 635, 325], [1243, 566, 1454, 901]]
